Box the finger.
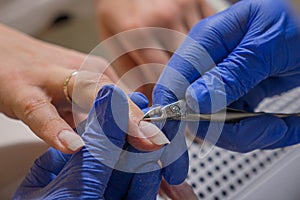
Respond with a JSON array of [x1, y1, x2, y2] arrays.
[[105, 145, 162, 200], [264, 116, 300, 149], [128, 92, 149, 109], [69, 70, 169, 151], [153, 3, 250, 105], [160, 121, 189, 185], [13, 87, 84, 154], [14, 148, 71, 193], [127, 91, 171, 150], [125, 170, 161, 200], [98, 20, 152, 96], [127, 100, 170, 151], [14, 85, 130, 199], [193, 115, 287, 153], [99, 21, 140, 79], [69, 70, 114, 112], [184, 1, 203, 29], [104, 169, 133, 200], [185, 51, 269, 113], [159, 179, 198, 200]]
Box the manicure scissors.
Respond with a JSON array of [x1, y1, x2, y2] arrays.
[[142, 100, 300, 122]]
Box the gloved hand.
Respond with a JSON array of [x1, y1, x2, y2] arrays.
[[13, 85, 188, 199], [153, 0, 300, 152]]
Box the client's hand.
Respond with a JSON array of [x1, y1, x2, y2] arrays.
[[13, 85, 190, 199], [0, 24, 117, 154], [96, 0, 216, 97]]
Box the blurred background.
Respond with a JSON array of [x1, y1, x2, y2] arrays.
[[1, 1, 300, 200]]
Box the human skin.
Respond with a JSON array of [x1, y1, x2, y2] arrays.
[[96, 0, 216, 98], [0, 24, 167, 154]]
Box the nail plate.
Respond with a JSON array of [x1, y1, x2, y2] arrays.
[[139, 121, 170, 145], [58, 130, 85, 151]]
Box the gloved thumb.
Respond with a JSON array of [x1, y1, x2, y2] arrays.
[[128, 92, 149, 110]]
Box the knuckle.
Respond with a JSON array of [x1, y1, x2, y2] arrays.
[[39, 117, 62, 137], [22, 97, 50, 118]]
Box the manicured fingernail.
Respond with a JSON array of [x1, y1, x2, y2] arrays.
[[58, 130, 85, 151], [139, 121, 170, 145]]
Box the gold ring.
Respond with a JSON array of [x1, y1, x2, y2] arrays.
[[63, 71, 78, 104]]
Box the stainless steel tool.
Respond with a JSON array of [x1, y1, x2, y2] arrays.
[[142, 100, 300, 122]]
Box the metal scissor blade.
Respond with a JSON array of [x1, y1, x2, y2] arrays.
[[142, 106, 163, 121], [142, 100, 300, 122], [142, 100, 187, 121]]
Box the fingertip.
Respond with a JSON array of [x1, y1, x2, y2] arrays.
[[162, 150, 189, 185], [127, 121, 170, 151], [129, 92, 149, 109]]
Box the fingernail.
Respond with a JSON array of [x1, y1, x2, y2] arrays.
[[139, 121, 170, 145], [58, 130, 85, 151]]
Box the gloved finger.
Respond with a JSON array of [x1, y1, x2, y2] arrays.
[[13, 85, 129, 199], [263, 116, 300, 149], [104, 169, 133, 200], [128, 92, 149, 109], [162, 149, 189, 185], [159, 178, 198, 200], [13, 86, 84, 154], [193, 115, 287, 153], [15, 148, 71, 191], [105, 145, 162, 200], [153, 2, 250, 105], [184, 47, 270, 113], [159, 121, 189, 185], [126, 170, 161, 200]]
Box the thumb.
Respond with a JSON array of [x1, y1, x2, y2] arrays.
[[153, 1, 250, 106]]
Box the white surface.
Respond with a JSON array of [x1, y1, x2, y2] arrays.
[[0, 114, 42, 145], [0, 0, 72, 34]]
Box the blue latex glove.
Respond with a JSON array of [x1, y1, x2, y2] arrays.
[[13, 85, 187, 199], [153, 0, 300, 152], [105, 92, 188, 199]]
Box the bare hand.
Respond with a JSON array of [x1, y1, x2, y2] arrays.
[[0, 24, 117, 154], [0, 24, 168, 153], [97, 0, 216, 97]]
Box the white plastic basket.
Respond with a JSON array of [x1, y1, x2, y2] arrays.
[[181, 87, 300, 200]]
